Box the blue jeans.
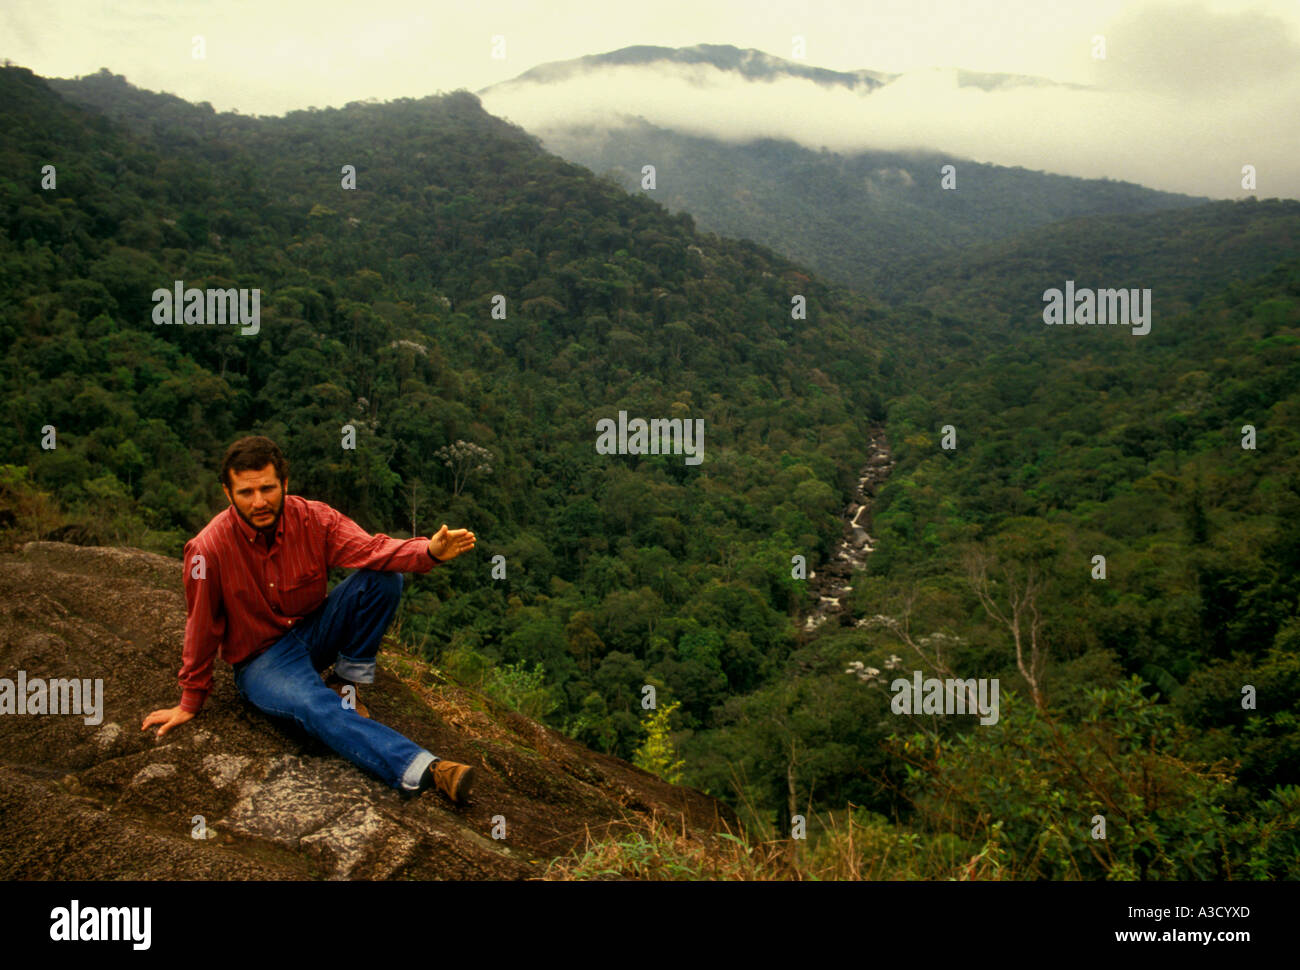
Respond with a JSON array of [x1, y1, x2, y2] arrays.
[[233, 569, 436, 790]]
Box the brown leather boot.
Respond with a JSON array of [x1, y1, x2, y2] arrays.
[[324, 672, 371, 719], [430, 760, 475, 804]]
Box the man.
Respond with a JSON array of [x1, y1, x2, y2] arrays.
[[142, 435, 478, 803]]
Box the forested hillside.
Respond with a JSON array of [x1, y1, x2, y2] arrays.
[[883, 197, 1300, 319], [533, 116, 1207, 295], [0, 64, 897, 761], [701, 256, 1300, 877], [2, 64, 1297, 879]]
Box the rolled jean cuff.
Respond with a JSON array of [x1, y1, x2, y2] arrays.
[[333, 657, 377, 684], [401, 750, 438, 790]]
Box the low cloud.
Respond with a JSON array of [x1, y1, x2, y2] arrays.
[[481, 5, 1300, 200]]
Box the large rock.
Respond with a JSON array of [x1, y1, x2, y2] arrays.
[[0, 542, 735, 879]]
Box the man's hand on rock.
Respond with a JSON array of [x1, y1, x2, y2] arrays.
[[142, 705, 194, 739], [429, 524, 476, 563]]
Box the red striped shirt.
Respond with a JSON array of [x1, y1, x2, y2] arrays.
[[178, 494, 438, 712]]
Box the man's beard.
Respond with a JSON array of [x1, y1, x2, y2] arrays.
[[239, 498, 283, 534]]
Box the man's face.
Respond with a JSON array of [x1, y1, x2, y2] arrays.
[[223, 464, 287, 532]]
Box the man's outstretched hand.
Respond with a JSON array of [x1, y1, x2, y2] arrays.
[[429, 524, 476, 563], [142, 705, 194, 739]]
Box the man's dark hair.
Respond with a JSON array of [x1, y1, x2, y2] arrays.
[[220, 435, 289, 490]]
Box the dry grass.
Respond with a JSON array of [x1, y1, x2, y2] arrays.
[[541, 806, 1014, 881], [542, 810, 798, 880]]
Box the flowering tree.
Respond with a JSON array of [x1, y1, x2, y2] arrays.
[[434, 439, 493, 497]]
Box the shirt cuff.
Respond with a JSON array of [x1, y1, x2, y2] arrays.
[[180, 689, 208, 713], [427, 547, 443, 565]]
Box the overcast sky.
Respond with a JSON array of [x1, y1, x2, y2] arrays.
[[3, 0, 1298, 199]]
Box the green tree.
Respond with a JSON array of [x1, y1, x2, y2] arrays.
[[634, 699, 685, 784]]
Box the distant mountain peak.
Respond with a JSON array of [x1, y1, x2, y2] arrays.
[[480, 43, 897, 95], [479, 43, 1082, 97]]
